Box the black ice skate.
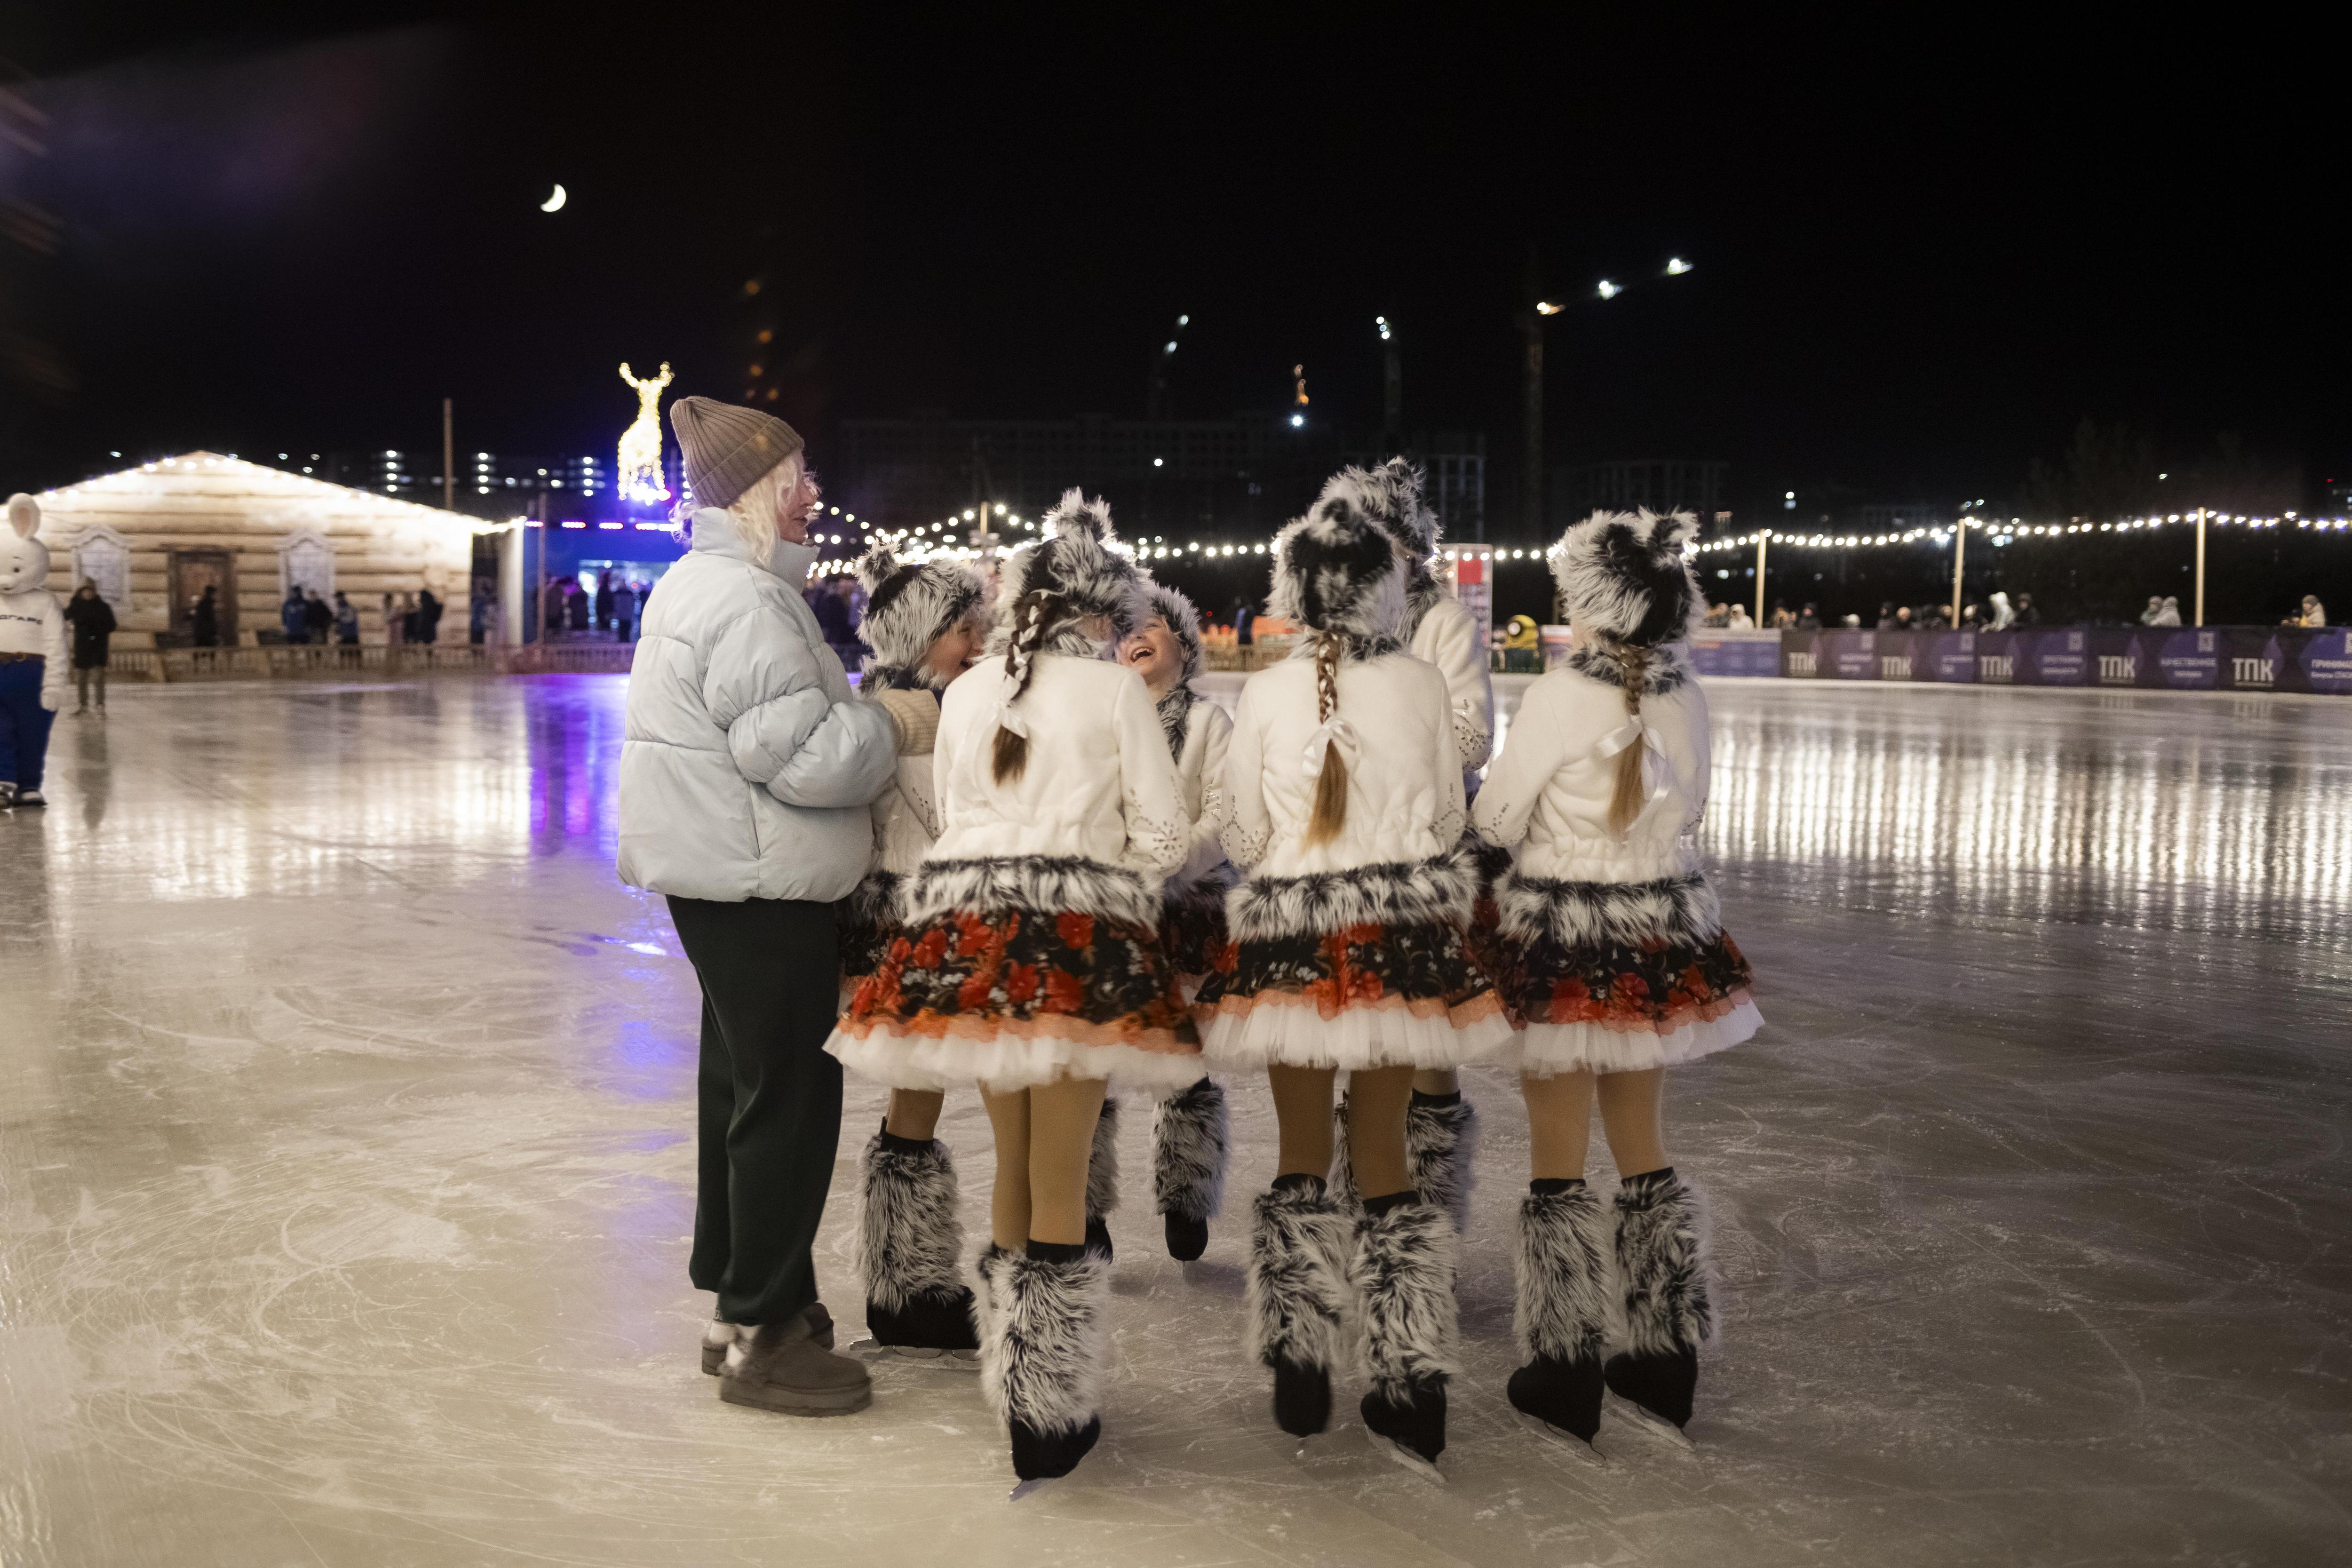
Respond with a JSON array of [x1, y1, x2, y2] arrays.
[[1604, 1167, 1714, 1445], [1084, 1097, 1120, 1261], [1351, 1194, 1459, 1474], [856, 1125, 979, 1363], [978, 1241, 1109, 1486], [1153, 1078, 1229, 1261], [1245, 1175, 1352, 1438], [9, 787, 43, 809], [1506, 1181, 1612, 1461]]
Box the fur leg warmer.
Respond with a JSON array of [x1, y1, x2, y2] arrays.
[[1507, 1183, 1613, 1443], [1084, 1098, 1121, 1260], [858, 1130, 978, 1352], [977, 1244, 1109, 1480], [1153, 1079, 1228, 1222], [1604, 1168, 1716, 1431], [1245, 1179, 1354, 1435], [1351, 1199, 1458, 1463], [1406, 1092, 1479, 1234]]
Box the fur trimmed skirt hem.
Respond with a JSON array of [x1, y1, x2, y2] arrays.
[[827, 1020, 1206, 1094], [1198, 990, 1514, 1072], [1502, 995, 1762, 1077]]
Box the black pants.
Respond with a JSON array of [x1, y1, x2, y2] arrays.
[[666, 895, 845, 1326]]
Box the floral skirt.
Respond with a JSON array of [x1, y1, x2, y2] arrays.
[[1491, 923, 1760, 1076], [837, 871, 900, 991], [1194, 919, 1511, 1072], [827, 904, 1204, 1093], [1160, 883, 1233, 995]]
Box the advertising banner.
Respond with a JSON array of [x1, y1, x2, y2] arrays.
[[2145, 629, 2221, 689], [1758, 623, 2345, 696], [1690, 629, 1782, 677], [1924, 631, 1978, 682], [2290, 627, 2352, 694]]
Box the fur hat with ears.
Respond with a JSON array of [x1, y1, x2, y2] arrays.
[[854, 542, 986, 690], [1347, 457, 1441, 560], [1140, 580, 1205, 684], [1548, 509, 1702, 648], [1266, 483, 1408, 651], [986, 489, 1149, 656]]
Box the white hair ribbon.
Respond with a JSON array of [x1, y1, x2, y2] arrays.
[[1301, 716, 1361, 779], [994, 701, 1031, 738], [1594, 716, 1673, 809]]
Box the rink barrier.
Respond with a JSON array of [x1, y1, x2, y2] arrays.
[[106, 643, 640, 683], [1762, 627, 2352, 693]]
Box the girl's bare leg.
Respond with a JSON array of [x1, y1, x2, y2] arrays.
[[1268, 1064, 1338, 1178], [1025, 1076, 1110, 1247], [885, 1087, 945, 1142], [1520, 1069, 1597, 1181], [978, 1084, 1031, 1250], [1345, 1065, 1417, 1197], [1410, 1067, 1460, 1097], [1594, 1067, 1669, 1176]]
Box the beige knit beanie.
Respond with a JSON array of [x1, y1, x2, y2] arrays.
[[670, 396, 805, 509]]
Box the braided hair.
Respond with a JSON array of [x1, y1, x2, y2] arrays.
[[1604, 640, 1652, 836], [1303, 631, 1349, 845], [992, 588, 1069, 783]]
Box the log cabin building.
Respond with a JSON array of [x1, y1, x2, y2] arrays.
[[29, 453, 493, 646]]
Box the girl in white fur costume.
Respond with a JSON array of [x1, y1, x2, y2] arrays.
[[1470, 509, 1760, 1452], [834, 542, 992, 1363], [826, 491, 1199, 1484], [1117, 581, 1234, 1262], [1195, 485, 1510, 1471]]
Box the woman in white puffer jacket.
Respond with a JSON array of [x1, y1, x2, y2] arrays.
[[617, 398, 898, 1420], [1195, 483, 1510, 1474], [1470, 508, 1760, 1457]]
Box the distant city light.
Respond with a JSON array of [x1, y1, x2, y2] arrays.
[[1666, 257, 1692, 275], [1536, 301, 1562, 315], [1289, 414, 1304, 428], [1597, 280, 1622, 300], [1153, 457, 1164, 467]]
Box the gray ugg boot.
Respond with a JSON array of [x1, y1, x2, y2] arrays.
[[1154, 1078, 1230, 1260], [1351, 1194, 1459, 1469], [1245, 1174, 1353, 1436], [1604, 1168, 1716, 1438], [858, 1125, 979, 1359], [1506, 1181, 1613, 1449]]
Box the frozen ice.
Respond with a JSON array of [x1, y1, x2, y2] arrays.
[[2, 674, 2347, 1566]]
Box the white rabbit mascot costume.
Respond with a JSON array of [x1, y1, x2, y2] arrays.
[[0, 494, 67, 809]]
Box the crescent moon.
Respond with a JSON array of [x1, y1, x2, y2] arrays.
[[540, 183, 567, 213]]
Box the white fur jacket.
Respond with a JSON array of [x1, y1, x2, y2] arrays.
[[911, 651, 1190, 926], [1164, 691, 1234, 897], [1409, 592, 1494, 775], [1218, 651, 1470, 940], [1470, 645, 1712, 892]]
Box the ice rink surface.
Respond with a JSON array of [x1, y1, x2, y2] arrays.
[[4, 673, 2349, 1568]]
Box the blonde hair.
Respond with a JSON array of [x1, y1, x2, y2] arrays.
[[715, 454, 806, 568], [1604, 640, 1651, 836], [1302, 632, 1349, 845]]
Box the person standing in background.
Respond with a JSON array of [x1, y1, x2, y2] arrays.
[[417, 587, 444, 645], [192, 586, 219, 647], [610, 579, 638, 643], [594, 573, 614, 634], [303, 589, 333, 645], [334, 592, 359, 646], [280, 588, 310, 645], [64, 581, 115, 715]]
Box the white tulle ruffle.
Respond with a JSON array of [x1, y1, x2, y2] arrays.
[[1504, 997, 1763, 1077], [826, 1019, 1206, 1095], [1197, 991, 1514, 1072]]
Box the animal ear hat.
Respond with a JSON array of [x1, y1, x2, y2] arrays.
[[1266, 484, 1407, 647], [8, 493, 37, 538], [1343, 458, 1441, 560], [1140, 580, 1206, 684], [1548, 509, 1702, 648], [855, 542, 986, 684], [990, 489, 1148, 645]]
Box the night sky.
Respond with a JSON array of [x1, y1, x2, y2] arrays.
[[0, 7, 2330, 526]]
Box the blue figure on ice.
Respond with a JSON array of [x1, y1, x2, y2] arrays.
[[0, 493, 67, 809]]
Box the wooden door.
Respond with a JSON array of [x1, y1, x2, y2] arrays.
[[169, 549, 238, 642]]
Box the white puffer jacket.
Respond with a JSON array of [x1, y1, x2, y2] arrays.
[[618, 517, 898, 902], [1470, 645, 1709, 886], [1166, 693, 1234, 892], [910, 652, 1189, 922], [1221, 652, 1465, 893], [1410, 592, 1494, 774]]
